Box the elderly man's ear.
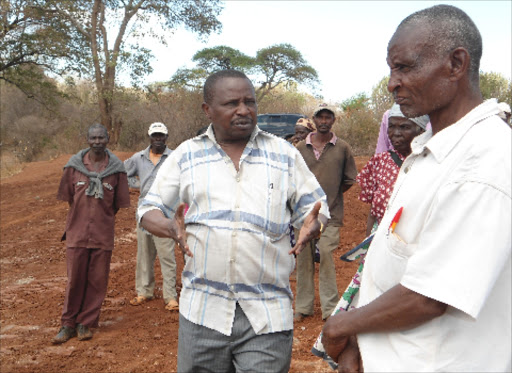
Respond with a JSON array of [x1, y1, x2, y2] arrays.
[[449, 47, 470, 82]]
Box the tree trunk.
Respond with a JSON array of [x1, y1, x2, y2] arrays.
[[112, 117, 122, 146], [98, 93, 115, 145]]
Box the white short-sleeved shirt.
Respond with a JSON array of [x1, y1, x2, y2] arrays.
[[356, 99, 511, 372], [138, 125, 329, 336]]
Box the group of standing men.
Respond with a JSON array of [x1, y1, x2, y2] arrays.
[[50, 3, 510, 372]]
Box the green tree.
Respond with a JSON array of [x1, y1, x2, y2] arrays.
[[254, 43, 318, 100], [0, 0, 79, 105], [480, 71, 511, 105], [192, 45, 255, 73], [169, 43, 319, 101], [168, 46, 254, 90], [167, 67, 210, 90], [340, 92, 369, 113], [15, 0, 223, 145]]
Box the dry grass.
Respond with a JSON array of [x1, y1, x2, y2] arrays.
[[0, 151, 23, 179]]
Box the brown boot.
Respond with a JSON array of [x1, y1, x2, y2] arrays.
[[52, 326, 76, 344]]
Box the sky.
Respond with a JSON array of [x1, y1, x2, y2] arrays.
[[140, 1, 511, 104]]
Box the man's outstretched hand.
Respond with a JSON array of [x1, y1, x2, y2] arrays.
[[171, 203, 192, 257], [289, 202, 326, 256], [140, 203, 192, 257]]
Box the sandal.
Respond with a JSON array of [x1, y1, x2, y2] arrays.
[[130, 295, 151, 306], [165, 299, 179, 311]]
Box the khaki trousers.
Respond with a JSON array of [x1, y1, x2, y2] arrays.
[[136, 223, 177, 303], [295, 225, 340, 319]]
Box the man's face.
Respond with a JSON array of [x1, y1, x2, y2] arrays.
[[202, 77, 257, 144], [87, 128, 109, 155], [313, 110, 335, 134], [387, 116, 422, 156], [386, 24, 453, 118], [149, 132, 168, 152]]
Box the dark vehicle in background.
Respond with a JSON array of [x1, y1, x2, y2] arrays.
[[257, 113, 305, 139]]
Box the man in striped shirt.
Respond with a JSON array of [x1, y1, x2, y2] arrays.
[[138, 70, 329, 372]]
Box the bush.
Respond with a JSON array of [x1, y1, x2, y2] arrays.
[[334, 108, 380, 156], [2, 71, 509, 166]]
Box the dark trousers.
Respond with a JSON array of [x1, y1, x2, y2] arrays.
[[178, 303, 293, 373], [61, 247, 112, 328]]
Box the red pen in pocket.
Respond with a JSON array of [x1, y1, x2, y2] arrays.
[[388, 207, 405, 242], [389, 207, 403, 233]]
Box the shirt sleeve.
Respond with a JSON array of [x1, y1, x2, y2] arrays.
[[343, 146, 358, 186], [401, 180, 512, 319], [137, 149, 181, 222], [289, 148, 330, 228], [57, 167, 75, 203], [124, 154, 141, 189], [124, 155, 138, 178], [114, 172, 131, 209]]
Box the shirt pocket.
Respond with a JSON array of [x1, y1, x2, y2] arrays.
[[247, 175, 288, 241], [74, 177, 88, 191], [372, 232, 417, 293], [101, 177, 116, 206], [267, 176, 290, 240]]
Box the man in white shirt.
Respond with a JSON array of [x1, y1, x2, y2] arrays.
[[138, 70, 329, 372], [321, 5, 511, 372]]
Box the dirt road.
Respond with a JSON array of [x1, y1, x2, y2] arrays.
[[0, 152, 369, 373]]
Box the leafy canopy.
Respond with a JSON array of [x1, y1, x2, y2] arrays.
[[169, 43, 318, 100]]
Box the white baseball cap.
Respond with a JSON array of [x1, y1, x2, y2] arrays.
[[313, 103, 337, 117], [148, 122, 168, 136]]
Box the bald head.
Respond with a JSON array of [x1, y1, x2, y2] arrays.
[[394, 5, 482, 86]]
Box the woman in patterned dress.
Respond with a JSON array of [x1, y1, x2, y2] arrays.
[[358, 104, 429, 235]]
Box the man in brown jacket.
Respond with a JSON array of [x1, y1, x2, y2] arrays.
[[295, 104, 357, 321], [52, 124, 130, 344]]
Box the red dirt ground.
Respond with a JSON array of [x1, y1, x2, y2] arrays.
[[0, 153, 370, 373]]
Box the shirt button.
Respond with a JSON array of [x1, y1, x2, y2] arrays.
[[404, 167, 409, 173], [236, 177, 240, 182], [232, 231, 237, 237]]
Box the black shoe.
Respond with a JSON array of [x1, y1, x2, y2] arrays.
[[76, 324, 93, 341], [52, 326, 76, 344]]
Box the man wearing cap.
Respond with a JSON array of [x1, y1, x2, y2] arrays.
[[124, 122, 179, 311], [295, 104, 358, 322]]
